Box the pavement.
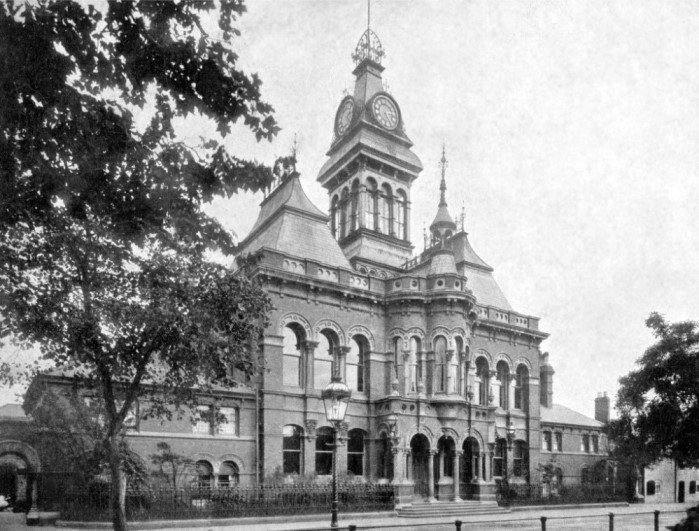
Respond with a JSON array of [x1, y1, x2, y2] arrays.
[[3, 502, 696, 530]]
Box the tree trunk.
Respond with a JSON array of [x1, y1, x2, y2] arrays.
[[108, 437, 127, 531]]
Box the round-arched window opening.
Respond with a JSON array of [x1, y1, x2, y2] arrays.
[[394, 280, 401, 288], [455, 280, 461, 289], [436, 279, 445, 288], [411, 279, 418, 288]]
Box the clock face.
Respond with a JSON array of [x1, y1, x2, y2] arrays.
[[335, 99, 355, 136], [372, 95, 399, 130]]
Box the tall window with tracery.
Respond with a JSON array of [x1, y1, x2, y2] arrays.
[[314, 331, 335, 389], [514, 364, 529, 410], [282, 325, 303, 387], [365, 178, 377, 229], [475, 357, 490, 405], [394, 189, 406, 239], [434, 336, 447, 393], [496, 361, 510, 409]]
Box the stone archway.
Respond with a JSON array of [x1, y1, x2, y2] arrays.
[[410, 434, 431, 501], [0, 440, 41, 519], [462, 436, 480, 499]]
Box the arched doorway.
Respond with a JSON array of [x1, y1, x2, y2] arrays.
[[436, 436, 455, 500], [462, 437, 480, 499], [410, 434, 430, 500]]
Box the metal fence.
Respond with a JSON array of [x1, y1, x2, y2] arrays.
[[497, 481, 627, 507], [57, 482, 395, 522]]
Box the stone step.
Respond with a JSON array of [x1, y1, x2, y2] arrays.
[[396, 501, 508, 518]]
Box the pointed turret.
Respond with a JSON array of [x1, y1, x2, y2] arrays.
[[430, 145, 457, 247]]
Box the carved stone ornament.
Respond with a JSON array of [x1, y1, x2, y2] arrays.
[[304, 419, 317, 438]]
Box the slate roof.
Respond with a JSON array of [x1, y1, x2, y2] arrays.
[[318, 127, 423, 180], [462, 266, 513, 310], [239, 175, 352, 270], [540, 403, 603, 428]]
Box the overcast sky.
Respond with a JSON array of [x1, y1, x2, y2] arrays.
[[3, 0, 698, 419]]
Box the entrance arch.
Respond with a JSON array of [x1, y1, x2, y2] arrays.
[[0, 440, 41, 512], [410, 434, 430, 500], [462, 437, 480, 499]]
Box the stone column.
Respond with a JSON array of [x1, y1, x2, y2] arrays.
[[446, 349, 455, 394], [337, 345, 351, 381], [391, 448, 403, 483], [302, 340, 318, 392], [402, 349, 411, 394], [26, 472, 39, 525], [426, 351, 435, 396], [488, 370, 498, 405], [453, 451, 462, 501], [304, 420, 317, 476], [427, 450, 437, 502], [509, 374, 517, 410]]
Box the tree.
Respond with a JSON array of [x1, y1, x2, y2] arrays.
[[608, 313, 699, 476], [0, 1, 278, 529], [149, 442, 194, 491]]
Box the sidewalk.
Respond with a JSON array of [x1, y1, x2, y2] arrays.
[[53, 501, 696, 531]]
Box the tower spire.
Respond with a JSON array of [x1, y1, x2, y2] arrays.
[[438, 143, 448, 206]]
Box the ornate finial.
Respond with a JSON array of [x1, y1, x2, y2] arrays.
[[423, 223, 428, 250], [291, 133, 298, 161], [352, 0, 384, 65], [438, 143, 448, 206], [460, 203, 466, 231]]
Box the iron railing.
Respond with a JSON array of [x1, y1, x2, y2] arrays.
[[496, 481, 627, 506], [57, 482, 394, 522]]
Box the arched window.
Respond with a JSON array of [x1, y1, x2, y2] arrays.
[[218, 461, 239, 487], [493, 439, 506, 477], [475, 357, 490, 405], [392, 337, 401, 380], [409, 336, 421, 392], [394, 189, 407, 240], [195, 460, 213, 489], [330, 195, 339, 237], [365, 178, 377, 229], [314, 330, 336, 389], [434, 336, 447, 393], [282, 424, 303, 475], [514, 364, 529, 410], [347, 429, 366, 476], [378, 183, 392, 234], [339, 188, 349, 238], [496, 360, 510, 409], [315, 427, 334, 475], [282, 324, 304, 387], [454, 337, 464, 395], [513, 441, 527, 477], [347, 335, 368, 392], [350, 180, 360, 232]]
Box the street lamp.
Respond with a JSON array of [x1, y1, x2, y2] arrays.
[[322, 375, 352, 529]]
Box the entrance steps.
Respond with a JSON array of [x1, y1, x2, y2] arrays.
[[396, 500, 508, 518]]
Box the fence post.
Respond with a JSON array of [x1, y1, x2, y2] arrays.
[[540, 516, 547, 531], [455, 520, 462, 531], [654, 510, 660, 531], [609, 512, 614, 531]]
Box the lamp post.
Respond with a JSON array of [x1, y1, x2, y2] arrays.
[[322, 375, 352, 529]]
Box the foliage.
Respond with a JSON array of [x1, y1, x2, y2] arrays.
[[0, 1, 278, 529], [607, 313, 699, 469], [149, 442, 194, 490]]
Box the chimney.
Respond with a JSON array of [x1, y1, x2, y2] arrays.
[[595, 392, 610, 424], [539, 352, 555, 408]]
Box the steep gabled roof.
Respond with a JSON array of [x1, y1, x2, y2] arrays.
[[239, 175, 351, 270], [541, 403, 603, 428]]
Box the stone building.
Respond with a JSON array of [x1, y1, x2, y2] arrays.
[[230, 28, 609, 503], [12, 26, 610, 507]]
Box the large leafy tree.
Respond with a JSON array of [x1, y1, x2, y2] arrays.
[[608, 313, 699, 477], [0, 1, 278, 528]]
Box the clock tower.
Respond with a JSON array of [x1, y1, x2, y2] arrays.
[[317, 28, 423, 271]]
